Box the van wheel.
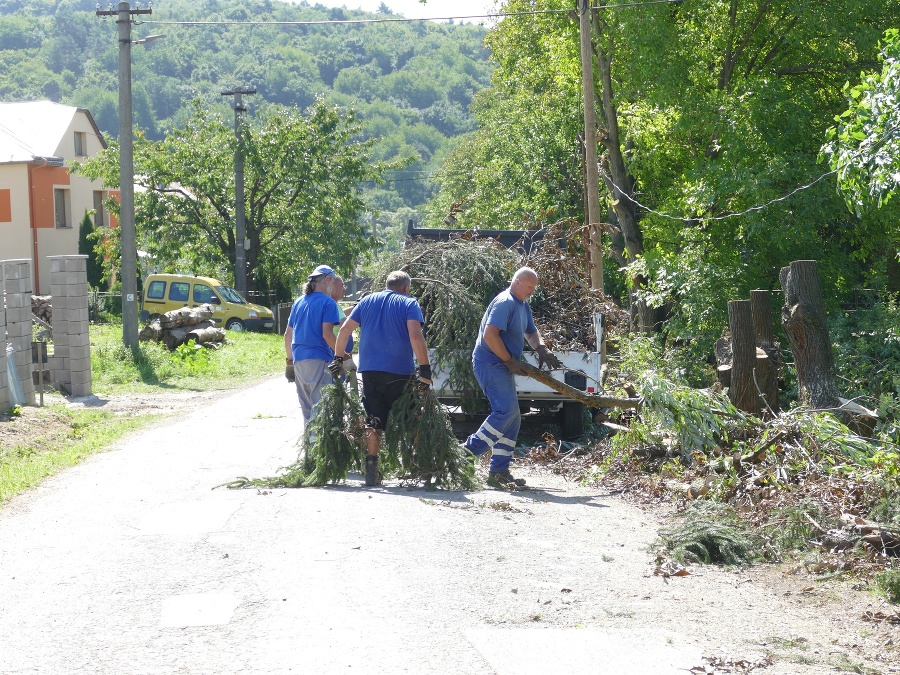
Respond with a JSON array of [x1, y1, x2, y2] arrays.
[[560, 402, 585, 441], [225, 318, 245, 331]]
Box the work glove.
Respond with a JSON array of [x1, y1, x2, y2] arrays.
[[285, 358, 295, 383], [327, 356, 345, 379], [535, 344, 562, 370], [503, 357, 527, 376], [415, 364, 433, 392]]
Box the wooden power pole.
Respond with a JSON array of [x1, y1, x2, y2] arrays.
[[578, 0, 603, 291]]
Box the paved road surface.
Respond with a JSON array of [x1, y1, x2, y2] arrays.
[[0, 378, 866, 674]]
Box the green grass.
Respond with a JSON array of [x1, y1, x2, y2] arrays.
[[1, 323, 285, 505], [0, 406, 157, 504], [90, 323, 284, 394]]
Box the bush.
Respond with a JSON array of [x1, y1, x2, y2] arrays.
[[876, 568, 900, 604]]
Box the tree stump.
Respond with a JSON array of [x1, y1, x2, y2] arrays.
[[750, 289, 779, 413], [779, 261, 840, 409], [728, 299, 759, 415]]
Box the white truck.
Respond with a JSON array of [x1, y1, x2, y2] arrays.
[[427, 313, 605, 440]]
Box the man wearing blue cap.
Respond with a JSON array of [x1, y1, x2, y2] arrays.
[[284, 264, 344, 434]]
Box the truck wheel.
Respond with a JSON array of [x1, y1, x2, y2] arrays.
[[225, 318, 245, 331], [560, 402, 585, 440]]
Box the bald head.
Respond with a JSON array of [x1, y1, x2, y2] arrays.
[[510, 267, 538, 302]]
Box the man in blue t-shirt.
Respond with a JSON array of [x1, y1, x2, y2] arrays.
[[465, 267, 562, 488], [284, 264, 341, 432], [330, 270, 432, 486]]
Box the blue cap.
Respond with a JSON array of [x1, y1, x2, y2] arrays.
[[307, 264, 336, 280]]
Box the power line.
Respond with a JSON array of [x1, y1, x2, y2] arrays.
[[143, 0, 682, 27]]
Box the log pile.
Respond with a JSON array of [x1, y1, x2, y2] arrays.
[[31, 295, 52, 324], [139, 304, 226, 350]]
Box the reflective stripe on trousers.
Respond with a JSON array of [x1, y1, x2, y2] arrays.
[[465, 358, 520, 473]]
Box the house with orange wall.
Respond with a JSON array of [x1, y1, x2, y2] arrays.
[[0, 101, 117, 294]]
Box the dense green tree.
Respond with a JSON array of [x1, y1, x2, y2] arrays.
[[75, 99, 396, 292], [430, 0, 900, 344]]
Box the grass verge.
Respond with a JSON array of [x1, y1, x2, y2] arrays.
[[90, 323, 283, 394], [1, 322, 284, 504], [0, 405, 158, 504]]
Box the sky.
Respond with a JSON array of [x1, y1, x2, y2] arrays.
[[289, 0, 500, 23]]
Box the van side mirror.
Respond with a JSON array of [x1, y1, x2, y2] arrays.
[[209, 295, 220, 304]]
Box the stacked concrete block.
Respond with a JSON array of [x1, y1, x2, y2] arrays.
[[0, 263, 8, 409], [48, 255, 92, 397], [2, 260, 35, 405]]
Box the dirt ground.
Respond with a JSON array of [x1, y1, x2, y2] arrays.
[[1, 381, 899, 674]]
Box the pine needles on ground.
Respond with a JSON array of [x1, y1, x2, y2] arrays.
[[658, 502, 761, 565], [383, 384, 480, 490]]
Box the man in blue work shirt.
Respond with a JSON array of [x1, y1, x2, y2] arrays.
[[329, 270, 432, 486], [465, 267, 562, 487]]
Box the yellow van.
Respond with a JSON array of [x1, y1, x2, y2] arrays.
[[140, 273, 275, 332]]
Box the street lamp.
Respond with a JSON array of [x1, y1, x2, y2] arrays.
[[96, 3, 163, 350]]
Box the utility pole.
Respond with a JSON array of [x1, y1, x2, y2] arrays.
[[97, 1, 153, 350], [221, 87, 257, 295], [578, 0, 603, 291]]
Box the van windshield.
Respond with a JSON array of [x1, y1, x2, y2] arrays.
[[215, 285, 246, 305]]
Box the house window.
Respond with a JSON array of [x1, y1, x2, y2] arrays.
[[93, 191, 106, 227], [54, 188, 71, 228], [0, 189, 10, 222], [74, 131, 87, 156]]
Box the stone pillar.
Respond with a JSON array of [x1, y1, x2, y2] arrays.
[[48, 255, 92, 397], [0, 263, 8, 409], [2, 259, 35, 405]]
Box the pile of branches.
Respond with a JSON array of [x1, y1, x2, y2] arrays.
[[376, 221, 628, 409], [525, 373, 900, 566], [139, 304, 226, 350], [375, 236, 515, 411], [522, 219, 629, 351]]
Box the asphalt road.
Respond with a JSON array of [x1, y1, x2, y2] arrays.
[[0, 377, 881, 674]]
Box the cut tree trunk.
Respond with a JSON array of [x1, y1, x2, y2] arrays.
[[518, 361, 640, 410], [779, 261, 840, 409], [159, 304, 214, 330], [728, 299, 759, 415], [751, 289, 779, 413]]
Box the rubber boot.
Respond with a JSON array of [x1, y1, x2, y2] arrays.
[[365, 455, 381, 486]]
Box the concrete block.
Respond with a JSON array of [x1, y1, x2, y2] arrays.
[[5, 279, 30, 296], [69, 307, 89, 323], [70, 356, 90, 374], [69, 344, 90, 361], [52, 345, 70, 360], [53, 320, 70, 337], [70, 369, 92, 386], [69, 320, 89, 336], [49, 258, 64, 274], [66, 282, 89, 298], [2, 262, 30, 280], [52, 296, 69, 311], [69, 382, 91, 397], [64, 257, 88, 273]]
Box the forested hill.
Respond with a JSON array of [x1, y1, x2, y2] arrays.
[[0, 0, 492, 210]]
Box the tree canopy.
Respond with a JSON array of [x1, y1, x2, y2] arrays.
[[427, 0, 900, 344], [75, 98, 392, 291]]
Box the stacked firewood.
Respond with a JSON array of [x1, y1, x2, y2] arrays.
[[31, 295, 53, 324], [139, 304, 226, 350]]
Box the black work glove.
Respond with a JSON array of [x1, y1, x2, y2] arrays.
[[327, 357, 344, 379], [285, 358, 295, 383], [503, 357, 527, 376], [415, 364, 433, 391], [535, 344, 563, 370]]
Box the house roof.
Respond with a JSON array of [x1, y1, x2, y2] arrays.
[[0, 100, 106, 164]]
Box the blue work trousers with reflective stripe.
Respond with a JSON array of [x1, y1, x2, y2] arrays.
[[465, 357, 520, 473]]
